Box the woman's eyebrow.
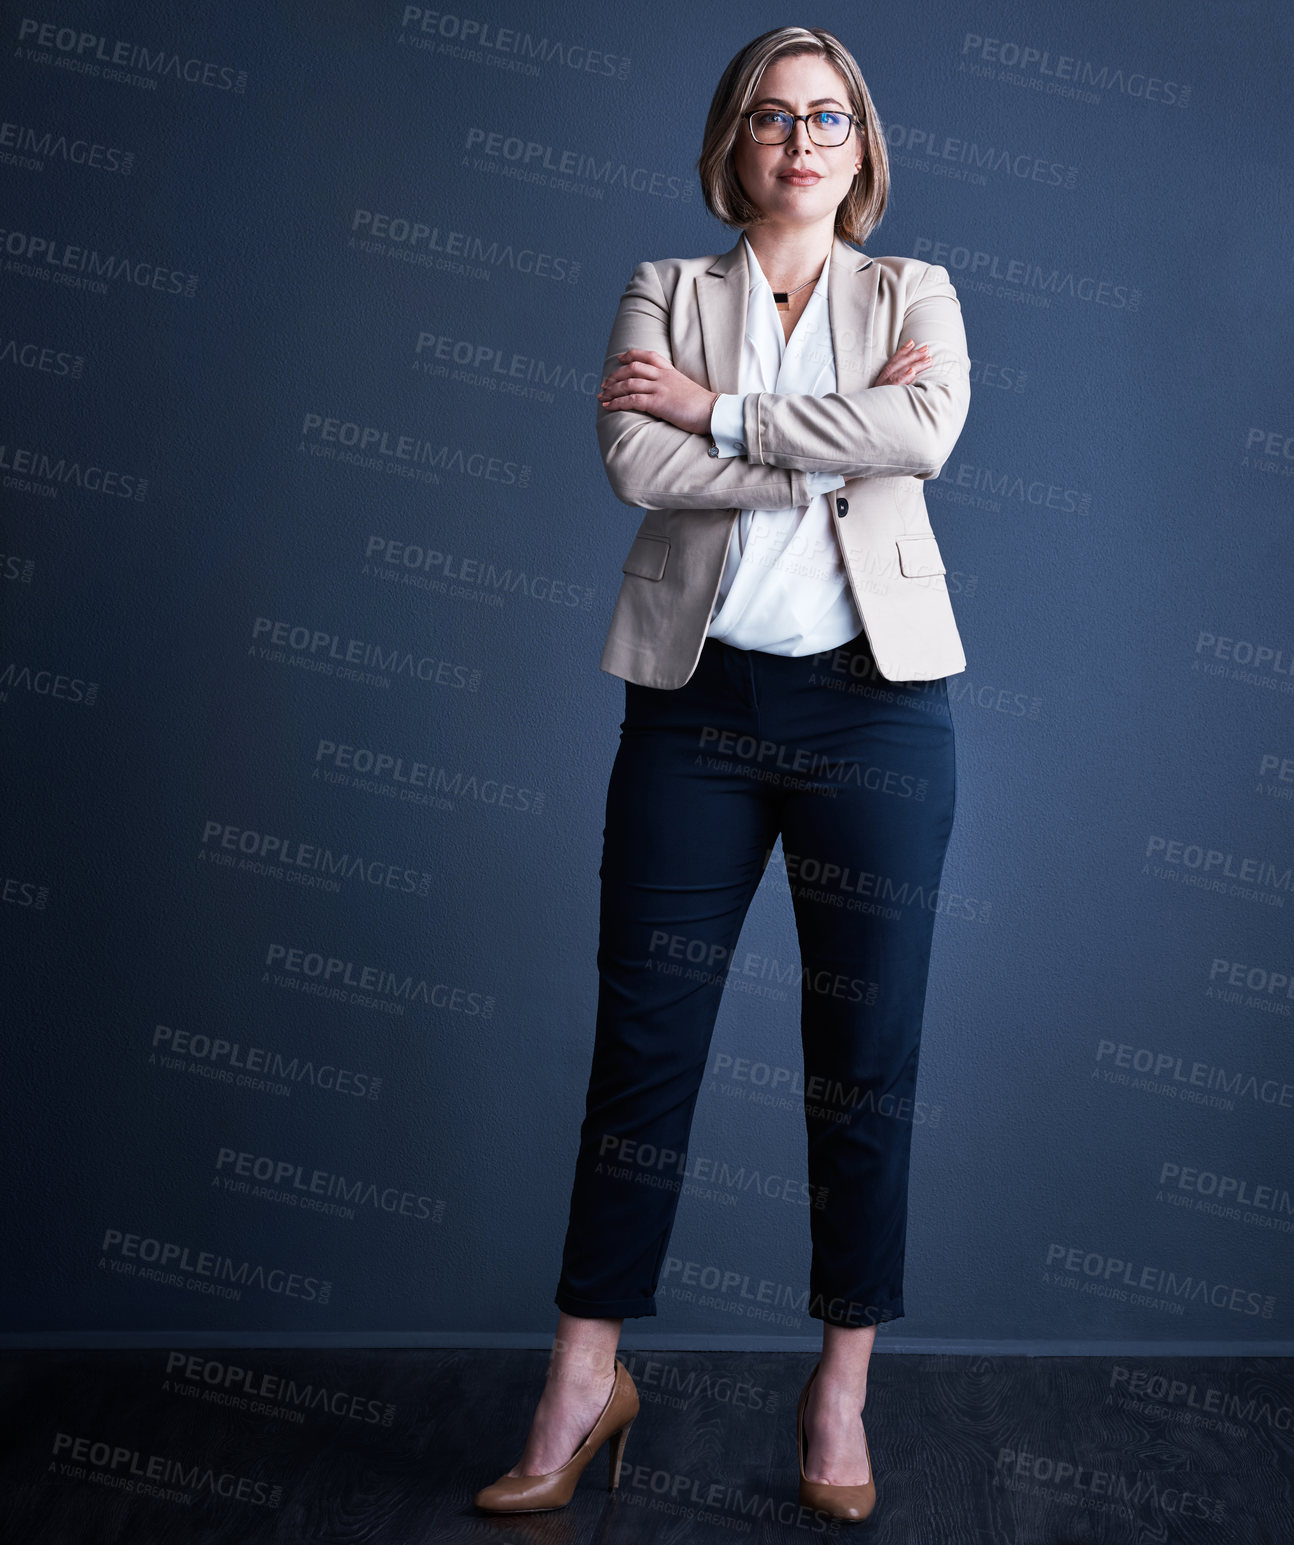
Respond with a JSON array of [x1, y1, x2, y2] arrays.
[[752, 96, 847, 109]]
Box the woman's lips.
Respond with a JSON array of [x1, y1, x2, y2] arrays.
[[780, 172, 822, 184]]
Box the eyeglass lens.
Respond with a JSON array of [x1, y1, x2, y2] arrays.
[[749, 110, 853, 146]]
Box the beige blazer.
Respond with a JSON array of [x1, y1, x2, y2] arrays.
[[596, 232, 972, 689]]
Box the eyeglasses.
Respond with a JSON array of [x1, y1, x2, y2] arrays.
[[742, 109, 860, 147]]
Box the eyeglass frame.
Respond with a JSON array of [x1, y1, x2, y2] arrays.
[[740, 108, 862, 147]]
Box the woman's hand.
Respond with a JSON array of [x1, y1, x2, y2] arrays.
[[874, 340, 933, 386], [597, 349, 717, 435]]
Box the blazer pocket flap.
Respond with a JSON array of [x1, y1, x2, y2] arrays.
[[895, 534, 946, 578], [621, 532, 670, 581]]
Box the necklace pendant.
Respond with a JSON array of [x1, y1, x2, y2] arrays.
[[773, 291, 790, 311]]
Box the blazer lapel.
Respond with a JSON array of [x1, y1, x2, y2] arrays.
[[828, 233, 878, 394], [694, 232, 879, 396], [694, 236, 748, 395]]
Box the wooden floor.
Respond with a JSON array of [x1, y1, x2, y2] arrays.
[[1, 1347, 1289, 1542]]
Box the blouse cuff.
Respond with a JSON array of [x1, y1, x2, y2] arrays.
[[803, 468, 847, 498], [708, 393, 748, 457]]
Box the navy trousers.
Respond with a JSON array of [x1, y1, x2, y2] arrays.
[[555, 629, 957, 1327]]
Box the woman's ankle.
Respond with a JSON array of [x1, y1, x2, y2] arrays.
[[811, 1373, 868, 1412], [549, 1335, 618, 1378], [544, 1352, 617, 1400]]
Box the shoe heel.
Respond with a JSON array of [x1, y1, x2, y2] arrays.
[[607, 1419, 634, 1490]]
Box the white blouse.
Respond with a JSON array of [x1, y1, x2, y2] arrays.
[[705, 233, 862, 655]]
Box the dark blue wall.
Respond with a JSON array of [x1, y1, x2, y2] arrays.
[[3, 2, 1292, 1350]]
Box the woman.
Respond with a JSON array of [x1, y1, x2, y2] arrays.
[[475, 25, 971, 1524]]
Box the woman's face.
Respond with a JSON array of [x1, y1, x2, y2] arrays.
[[732, 52, 863, 231]]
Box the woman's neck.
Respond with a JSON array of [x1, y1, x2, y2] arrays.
[[743, 220, 835, 294]]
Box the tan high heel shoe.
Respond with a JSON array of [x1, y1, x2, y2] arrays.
[[473, 1356, 640, 1513], [796, 1361, 877, 1524]]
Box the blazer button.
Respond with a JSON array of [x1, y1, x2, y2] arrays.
[[835, 496, 849, 519]]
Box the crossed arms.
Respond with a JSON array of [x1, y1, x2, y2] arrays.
[[595, 257, 971, 511]]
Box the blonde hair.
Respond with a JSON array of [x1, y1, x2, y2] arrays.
[[698, 26, 889, 246]]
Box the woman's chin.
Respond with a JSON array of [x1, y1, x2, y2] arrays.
[[759, 185, 836, 214]]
